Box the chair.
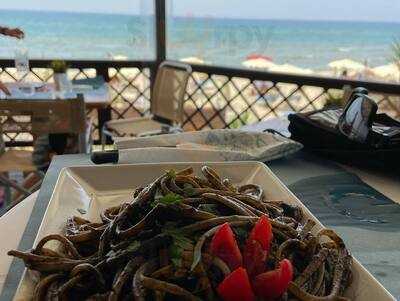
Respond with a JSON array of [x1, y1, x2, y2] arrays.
[[0, 94, 88, 208], [102, 61, 192, 147], [0, 126, 42, 210], [0, 94, 88, 152]]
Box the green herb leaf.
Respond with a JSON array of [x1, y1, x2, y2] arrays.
[[183, 183, 196, 197], [151, 193, 183, 207], [166, 169, 177, 179], [164, 227, 193, 268], [171, 257, 182, 267], [198, 204, 219, 215], [161, 193, 183, 204], [168, 243, 182, 268], [168, 243, 181, 257], [165, 228, 193, 249], [126, 241, 140, 252]]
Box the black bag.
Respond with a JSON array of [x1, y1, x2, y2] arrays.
[[288, 89, 400, 169]]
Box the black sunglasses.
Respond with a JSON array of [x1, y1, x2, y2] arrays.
[[338, 92, 400, 147], [338, 93, 377, 144]]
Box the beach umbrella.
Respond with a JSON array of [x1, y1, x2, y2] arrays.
[[242, 58, 276, 70], [243, 54, 274, 70], [372, 64, 400, 80], [246, 54, 273, 61], [180, 56, 205, 65], [328, 59, 365, 72], [269, 64, 313, 75]]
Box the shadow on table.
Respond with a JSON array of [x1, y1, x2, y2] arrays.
[[288, 172, 400, 232]]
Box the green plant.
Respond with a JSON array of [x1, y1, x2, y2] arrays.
[[50, 60, 68, 73]]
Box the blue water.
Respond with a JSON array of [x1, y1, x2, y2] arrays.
[[0, 10, 155, 61], [0, 9, 400, 70]]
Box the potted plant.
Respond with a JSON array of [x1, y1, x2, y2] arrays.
[[50, 60, 70, 92]]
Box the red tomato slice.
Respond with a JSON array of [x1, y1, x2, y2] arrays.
[[217, 267, 255, 301], [210, 223, 243, 270], [243, 215, 273, 277], [252, 259, 294, 300], [249, 215, 273, 250]]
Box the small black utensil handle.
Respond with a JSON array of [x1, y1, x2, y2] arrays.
[[91, 150, 119, 164]]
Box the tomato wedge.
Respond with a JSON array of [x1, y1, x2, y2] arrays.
[[210, 223, 242, 270], [248, 215, 273, 250], [252, 259, 293, 300], [243, 215, 273, 277], [217, 267, 255, 301]]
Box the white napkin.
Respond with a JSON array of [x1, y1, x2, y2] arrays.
[[116, 129, 302, 164]]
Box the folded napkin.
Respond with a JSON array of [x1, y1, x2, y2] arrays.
[[116, 129, 302, 164]]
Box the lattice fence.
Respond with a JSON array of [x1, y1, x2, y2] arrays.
[[108, 67, 151, 120], [183, 73, 332, 130], [371, 93, 400, 119], [0, 63, 151, 144], [182, 70, 400, 131], [1, 61, 400, 145]]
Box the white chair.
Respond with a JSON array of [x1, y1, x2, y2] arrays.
[[102, 61, 192, 147]]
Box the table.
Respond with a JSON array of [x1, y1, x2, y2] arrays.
[[0, 192, 37, 293], [1, 151, 400, 300], [0, 77, 111, 141]]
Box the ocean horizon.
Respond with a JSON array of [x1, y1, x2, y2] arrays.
[[0, 9, 399, 70]]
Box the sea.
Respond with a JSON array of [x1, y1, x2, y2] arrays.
[[0, 9, 399, 70]]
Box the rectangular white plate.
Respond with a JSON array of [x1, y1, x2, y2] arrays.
[[14, 162, 395, 300]]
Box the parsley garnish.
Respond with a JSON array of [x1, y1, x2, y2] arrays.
[[183, 183, 196, 197], [166, 169, 177, 179], [163, 227, 193, 268], [151, 193, 183, 207]]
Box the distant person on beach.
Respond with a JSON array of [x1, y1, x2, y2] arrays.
[[0, 26, 25, 95]]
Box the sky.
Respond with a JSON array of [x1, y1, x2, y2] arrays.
[[0, 0, 400, 22]]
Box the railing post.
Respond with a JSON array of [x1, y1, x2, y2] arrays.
[[97, 65, 110, 82], [151, 0, 166, 90], [155, 0, 166, 63]]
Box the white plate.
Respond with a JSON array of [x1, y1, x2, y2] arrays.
[[14, 162, 395, 300]]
